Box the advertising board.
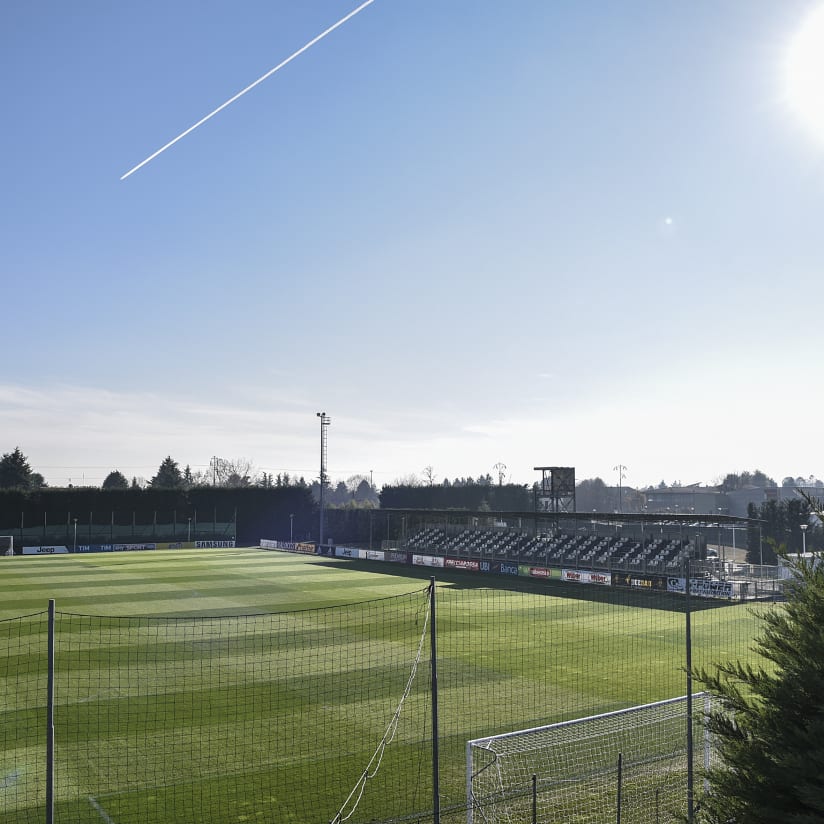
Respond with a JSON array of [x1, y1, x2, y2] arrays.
[[23, 546, 69, 555], [412, 554, 445, 568], [479, 560, 520, 576], [561, 569, 612, 586], [519, 565, 553, 579], [445, 558, 480, 572], [260, 539, 315, 554], [611, 572, 669, 591], [667, 577, 734, 598]]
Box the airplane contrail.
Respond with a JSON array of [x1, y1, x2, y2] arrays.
[[121, 0, 377, 180]]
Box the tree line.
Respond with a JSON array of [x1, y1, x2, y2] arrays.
[[0, 483, 316, 547]]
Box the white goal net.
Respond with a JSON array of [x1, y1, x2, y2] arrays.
[[0, 536, 13, 556], [467, 693, 711, 824]]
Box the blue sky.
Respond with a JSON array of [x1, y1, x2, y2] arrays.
[[2, 0, 824, 489]]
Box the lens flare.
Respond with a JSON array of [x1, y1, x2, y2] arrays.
[[785, 4, 824, 143]]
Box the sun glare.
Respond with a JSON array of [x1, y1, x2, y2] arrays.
[[786, 4, 824, 142]]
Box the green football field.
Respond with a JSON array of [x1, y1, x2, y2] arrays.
[[0, 547, 426, 618], [0, 548, 765, 824]]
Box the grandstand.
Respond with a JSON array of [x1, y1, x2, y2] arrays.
[[406, 526, 691, 575], [390, 508, 787, 600]]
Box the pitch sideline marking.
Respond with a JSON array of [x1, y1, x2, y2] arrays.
[[88, 795, 117, 824]]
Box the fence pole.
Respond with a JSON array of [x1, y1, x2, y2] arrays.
[[685, 558, 694, 822], [616, 752, 623, 824], [46, 599, 55, 824], [430, 577, 440, 824]]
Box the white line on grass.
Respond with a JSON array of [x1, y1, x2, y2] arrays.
[[88, 795, 117, 824]]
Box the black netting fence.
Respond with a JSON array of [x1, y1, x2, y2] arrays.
[[1, 582, 766, 824]]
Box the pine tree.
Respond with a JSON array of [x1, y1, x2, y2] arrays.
[[102, 470, 129, 490], [694, 542, 824, 822], [150, 456, 183, 489], [0, 447, 33, 489]]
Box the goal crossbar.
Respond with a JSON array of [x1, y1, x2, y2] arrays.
[[467, 693, 710, 824]]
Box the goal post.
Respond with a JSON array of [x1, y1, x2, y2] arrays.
[[0, 536, 14, 556], [467, 693, 711, 824]]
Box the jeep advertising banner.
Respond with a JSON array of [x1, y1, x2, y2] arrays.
[[23, 546, 69, 555]]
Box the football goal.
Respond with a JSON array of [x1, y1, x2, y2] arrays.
[[0, 536, 13, 556], [467, 693, 711, 824]]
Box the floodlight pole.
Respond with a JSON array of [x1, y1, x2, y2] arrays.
[[317, 413, 331, 550], [613, 465, 627, 513]]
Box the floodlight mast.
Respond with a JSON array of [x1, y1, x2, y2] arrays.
[[317, 413, 331, 549]]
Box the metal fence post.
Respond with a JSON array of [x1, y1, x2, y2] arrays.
[[685, 560, 694, 822], [46, 599, 55, 824], [430, 577, 440, 824]]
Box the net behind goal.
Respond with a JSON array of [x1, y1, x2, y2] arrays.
[[467, 693, 710, 824], [0, 536, 13, 556]]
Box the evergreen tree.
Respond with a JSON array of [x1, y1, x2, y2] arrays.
[[0, 447, 33, 489], [745, 498, 811, 564], [150, 456, 183, 489], [102, 470, 129, 490], [694, 538, 824, 822]]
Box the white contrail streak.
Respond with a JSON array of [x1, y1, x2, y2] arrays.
[[120, 0, 376, 180]]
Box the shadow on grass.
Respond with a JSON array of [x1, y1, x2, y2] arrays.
[[310, 558, 739, 614]]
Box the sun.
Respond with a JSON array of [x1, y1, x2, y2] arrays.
[[785, 4, 824, 142]]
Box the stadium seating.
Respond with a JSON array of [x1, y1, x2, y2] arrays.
[[405, 526, 687, 573]]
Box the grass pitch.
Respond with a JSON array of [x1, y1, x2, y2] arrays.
[[0, 549, 764, 823]]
